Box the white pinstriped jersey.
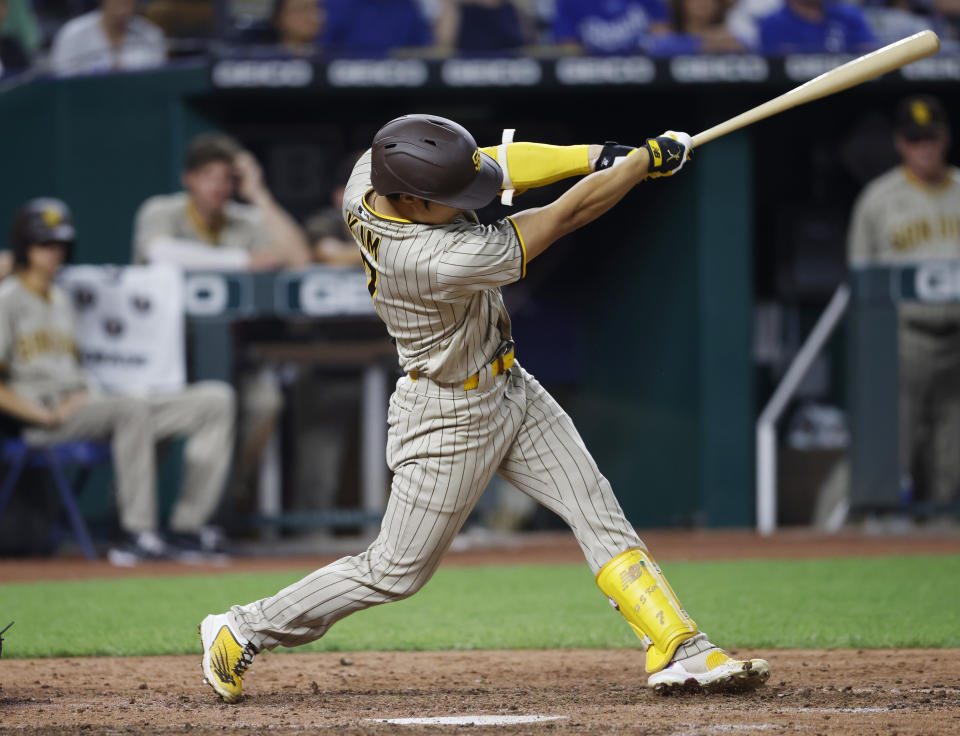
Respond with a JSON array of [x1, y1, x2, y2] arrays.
[[229, 147, 647, 660], [343, 150, 526, 384]]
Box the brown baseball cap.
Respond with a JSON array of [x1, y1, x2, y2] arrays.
[[895, 95, 949, 141]]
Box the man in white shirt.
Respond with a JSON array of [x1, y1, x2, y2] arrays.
[[49, 0, 166, 76]]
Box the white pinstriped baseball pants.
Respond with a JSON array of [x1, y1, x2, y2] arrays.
[[231, 361, 643, 651]]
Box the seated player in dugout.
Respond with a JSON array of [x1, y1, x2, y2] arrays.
[[199, 116, 771, 700], [133, 133, 311, 509], [0, 199, 236, 564]]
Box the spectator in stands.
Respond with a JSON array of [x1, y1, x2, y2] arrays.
[[848, 95, 960, 509], [142, 0, 215, 52], [861, 0, 940, 46], [434, 0, 531, 54], [1, 198, 236, 564], [727, 0, 781, 49], [553, 0, 670, 55], [269, 0, 324, 56], [133, 132, 311, 270], [650, 0, 746, 54], [0, 0, 30, 75], [323, 0, 431, 57], [1, 0, 40, 57], [757, 0, 877, 53], [49, 0, 166, 75], [934, 0, 960, 43]]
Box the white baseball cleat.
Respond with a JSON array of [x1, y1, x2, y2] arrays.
[[199, 613, 255, 703], [647, 633, 770, 694]]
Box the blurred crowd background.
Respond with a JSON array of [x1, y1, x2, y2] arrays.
[[0, 0, 957, 564], [0, 0, 958, 79]]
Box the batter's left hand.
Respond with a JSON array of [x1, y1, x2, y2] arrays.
[[643, 131, 693, 178]]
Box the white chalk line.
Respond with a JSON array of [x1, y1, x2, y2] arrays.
[[851, 687, 960, 695], [666, 706, 905, 736], [370, 714, 568, 726], [795, 706, 891, 713]]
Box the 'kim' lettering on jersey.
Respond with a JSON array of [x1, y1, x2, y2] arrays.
[[340, 149, 526, 384], [346, 212, 382, 298]]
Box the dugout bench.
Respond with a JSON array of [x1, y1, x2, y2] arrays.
[[185, 266, 393, 531]]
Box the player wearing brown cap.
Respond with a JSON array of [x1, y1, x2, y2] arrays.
[[849, 95, 960, 509]]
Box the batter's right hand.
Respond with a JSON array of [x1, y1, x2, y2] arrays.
[[643, 131, 693, 178]]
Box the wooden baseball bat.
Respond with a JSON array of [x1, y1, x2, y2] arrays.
[[691, 30, 941, 148]]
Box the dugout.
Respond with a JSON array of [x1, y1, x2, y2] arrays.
[[0, 55, 957, 532]]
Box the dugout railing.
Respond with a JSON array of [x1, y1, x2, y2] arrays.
[[757, 264, 960, 535]]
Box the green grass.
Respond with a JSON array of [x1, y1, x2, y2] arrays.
[[1, 555, 958, 658]]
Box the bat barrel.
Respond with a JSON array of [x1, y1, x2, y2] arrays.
[[691, 30, 941, 148]]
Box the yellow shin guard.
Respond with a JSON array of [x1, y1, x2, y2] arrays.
[[596, 548, 698, 673]]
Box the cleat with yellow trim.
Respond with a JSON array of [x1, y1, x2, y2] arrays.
[[199, 613, 256, 703], [647, 633, 770, 694]]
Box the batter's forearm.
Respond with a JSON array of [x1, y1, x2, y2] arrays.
[[512, 147, 651, 263], [551, 147, 651, 234], [479, 142, 604, 192]]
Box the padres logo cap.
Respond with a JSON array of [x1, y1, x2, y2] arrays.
[[895, 95, 949, 141], [9, 197, 76, 268], [12, 198, 76, 246], [371, 114, 503, 210]]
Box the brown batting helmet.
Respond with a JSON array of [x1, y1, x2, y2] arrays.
[[371, 114, 502, 210]]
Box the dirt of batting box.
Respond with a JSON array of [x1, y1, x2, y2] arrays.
[[1, 648, 959, 734]]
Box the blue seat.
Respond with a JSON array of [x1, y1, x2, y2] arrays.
[[0, 439, 111, 560]]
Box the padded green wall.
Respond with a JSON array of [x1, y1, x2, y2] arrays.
[[0, 68, 213, 264], [567, 136, 753, 527], [0, 71, 755, 528]]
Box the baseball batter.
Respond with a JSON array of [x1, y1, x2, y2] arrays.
[[200, 115, 771, 700]]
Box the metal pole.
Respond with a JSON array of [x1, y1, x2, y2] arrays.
[[755, 283, 851, 535], [361, 363, 389, 532]]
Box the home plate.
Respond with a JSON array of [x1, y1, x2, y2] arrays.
[[370, 715, 568, 726]]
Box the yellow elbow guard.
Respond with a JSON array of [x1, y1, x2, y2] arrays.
[[596, 548, 698, 673], [479, 142, 591, 195]]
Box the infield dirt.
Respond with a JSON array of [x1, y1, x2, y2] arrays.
[[2, 530, 959, 734], [2, 648, 959, 735]]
